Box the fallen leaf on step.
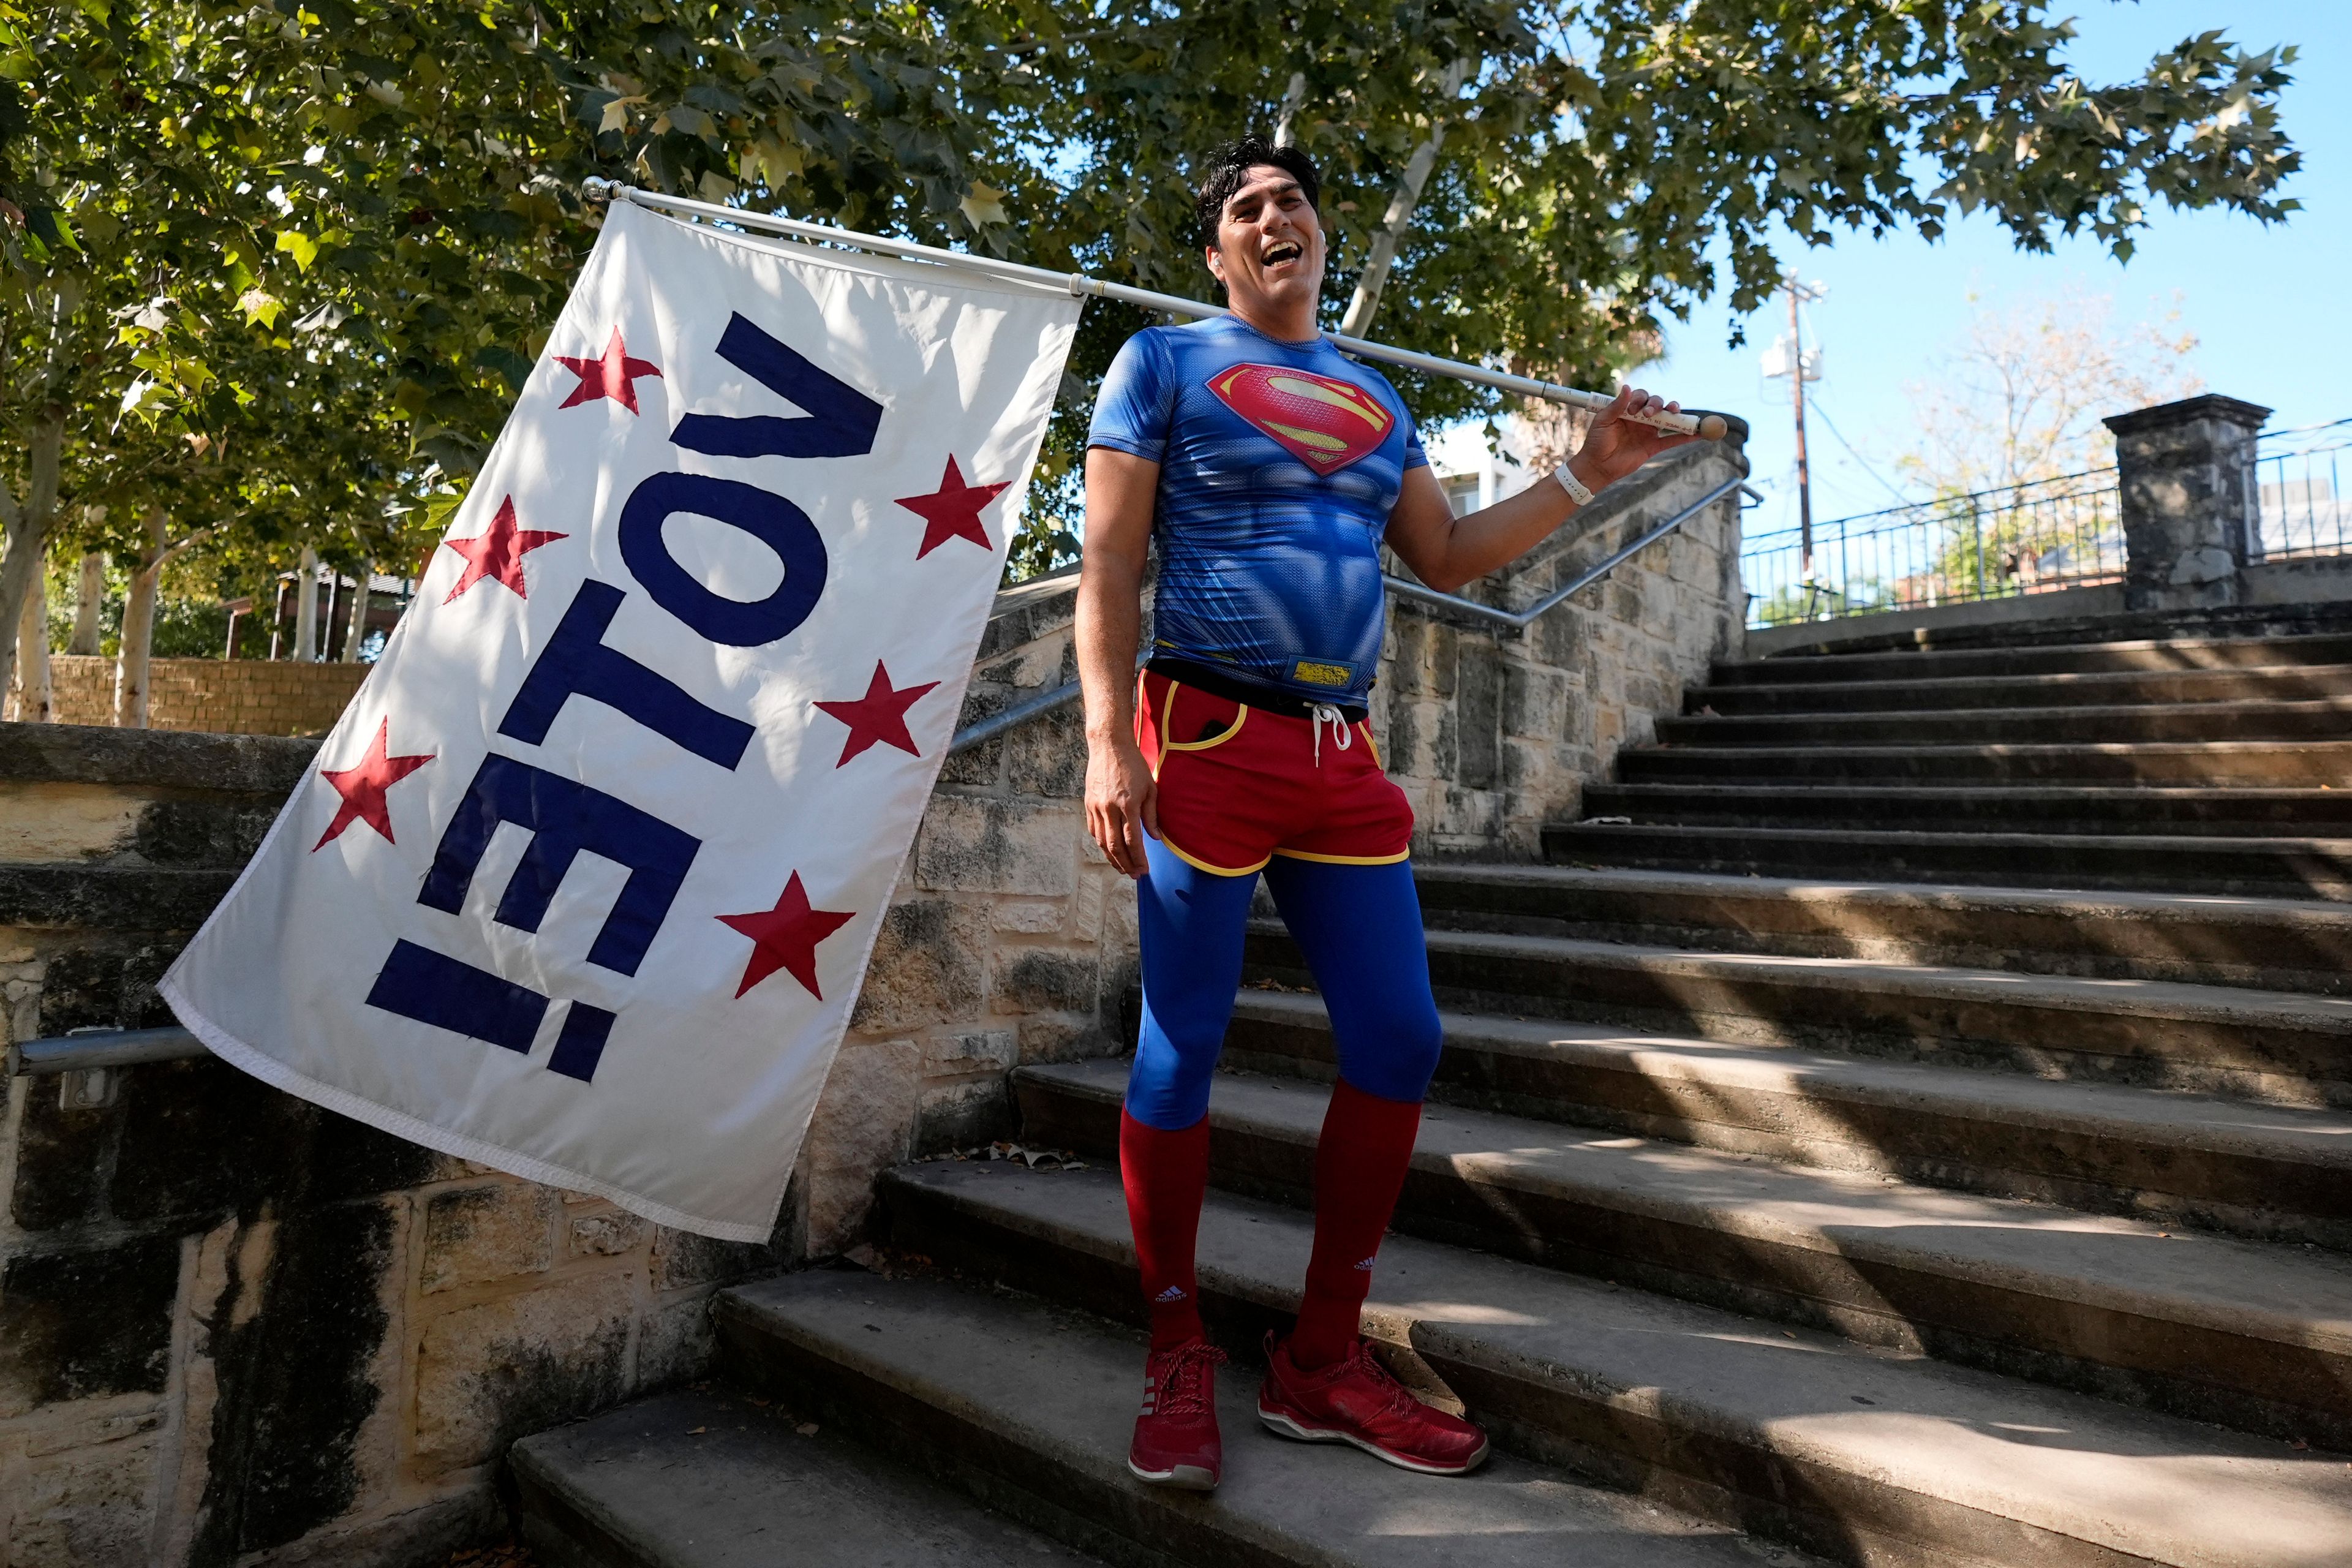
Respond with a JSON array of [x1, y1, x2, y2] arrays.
[[687, 1427, 707, 1434], [796, 1422, 820, 1436], [1782, 1330, 1796, 1339]]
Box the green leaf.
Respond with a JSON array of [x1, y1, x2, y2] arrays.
[[275, 230, 320, 271]]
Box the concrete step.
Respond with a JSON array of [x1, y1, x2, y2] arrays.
[[1542, 821, 2352, 901], [1013, 1061, 2352, 1450], [1691, 664, 2352, 717], [512, 1384, 1106, 1568], [1749, 600, 2352, 660], [1655, 698, 2352, 748], [1245, 924, 2352, 1107], [1578, 782, 2352, 837], [1409, 864, 2352, 995], [709, 1269, 1799, 1568], [880, 1159, 2352, 1568], [1618, 739, 2352, 787], [1217, 989, 2352, 1250], [1708, 631, 2352, 687]]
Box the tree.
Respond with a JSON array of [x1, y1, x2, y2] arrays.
[[980, 4, 2296, 566], [1890, 284, 2201, 605], [6, 0, 1030, 704], [1900, 284, 2203, 497], [7, 1, 2304, 655]]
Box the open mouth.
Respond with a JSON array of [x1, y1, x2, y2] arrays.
[[1261, 239, 1304, 266]]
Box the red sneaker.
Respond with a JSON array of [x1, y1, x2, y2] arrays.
[[1257, 1333, 1489, 1475], [1128, 1338, 1228, 1490]]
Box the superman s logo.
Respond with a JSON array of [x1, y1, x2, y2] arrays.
[[1207, 363, 1395, 475]]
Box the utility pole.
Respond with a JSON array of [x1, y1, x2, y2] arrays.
[[1763, 272, 1826, 581]]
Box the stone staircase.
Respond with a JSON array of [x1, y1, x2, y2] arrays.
[[517, 619, 2352, 1568]]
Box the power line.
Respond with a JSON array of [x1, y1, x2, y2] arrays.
[[1806, 396, 1917, 510]]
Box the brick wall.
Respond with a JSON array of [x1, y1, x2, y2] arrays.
[[6, 656, 369, 736]]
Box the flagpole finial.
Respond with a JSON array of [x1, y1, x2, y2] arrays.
[[581, 177, 625, 204]]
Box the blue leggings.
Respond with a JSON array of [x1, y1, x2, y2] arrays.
[[1125, 836, 1444, 1129]]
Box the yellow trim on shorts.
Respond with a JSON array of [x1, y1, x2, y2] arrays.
[[1356, 720, 1382, 768], [1270, 846, 1412, 867], [1158, 834, 1271, 877], [1159, 678, 1248, 752]]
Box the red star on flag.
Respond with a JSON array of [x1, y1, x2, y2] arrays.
[[894, 456, 1010, 558], [813, 662, 941, 766], [555, 326, 663, 413], [312, 718, 434, 851], [441, 496, 568, 603], [718, 872, 857, 1000]]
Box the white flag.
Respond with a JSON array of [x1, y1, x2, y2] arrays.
[[162, 201, 1081, 1239]]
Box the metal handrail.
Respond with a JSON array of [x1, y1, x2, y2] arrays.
[[944, 475, 1758, 753], [582, 181, 1721, 437], [10, 1025, 209, 1076]]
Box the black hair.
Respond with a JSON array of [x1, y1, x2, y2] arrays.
[[1193, 137, 1321, 247]]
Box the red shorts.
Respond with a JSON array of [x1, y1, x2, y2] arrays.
[[1136, 668, 1414, 876]]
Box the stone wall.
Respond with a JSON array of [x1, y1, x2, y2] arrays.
[[4, 656, 371, 737], [1376, 432, 1751, 858], [0, 575, 1136, 1567], [804, 566, 1137, 1248], [0, 429, 1750, 1567]]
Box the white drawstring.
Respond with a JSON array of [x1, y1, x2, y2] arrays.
[[1311, 704, 1353, 766]]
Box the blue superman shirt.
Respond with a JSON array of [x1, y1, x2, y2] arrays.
[[1087, 315, 1426, 706]]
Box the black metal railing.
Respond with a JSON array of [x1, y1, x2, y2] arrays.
[[2252, 418, 2352, 562], [1743, 469, 2124, 628]]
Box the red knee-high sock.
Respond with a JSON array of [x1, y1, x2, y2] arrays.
[[1291, 1079, 1423, 1371], [1121, 1107, 1213, 1350]]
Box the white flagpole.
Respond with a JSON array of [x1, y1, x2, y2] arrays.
[[581, 180, 1726, 441]]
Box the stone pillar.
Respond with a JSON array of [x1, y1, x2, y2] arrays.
[[2104, 394, 2270, 611]]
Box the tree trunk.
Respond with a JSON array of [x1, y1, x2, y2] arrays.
[[1273, 72, 1307, 148], [69, 551, 105, 654], [1338, 56, 1475, 339], [115, 509, 167, 729], [342, 561, 372, 660], [12, 560, 51, 722], [294, 546, 319, 662], [0, 409, 65, 709]]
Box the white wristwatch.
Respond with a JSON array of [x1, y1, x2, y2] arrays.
[[1552, 464, 1596, 507]]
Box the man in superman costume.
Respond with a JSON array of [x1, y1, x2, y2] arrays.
[[1077, 137, 1701, 1487]]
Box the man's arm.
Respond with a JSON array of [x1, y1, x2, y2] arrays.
[[1385, 385, 1703, 594], [1077, 446, 1162, 878]]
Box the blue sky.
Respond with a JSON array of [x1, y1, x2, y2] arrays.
[[1638, 2, 2342, 540]]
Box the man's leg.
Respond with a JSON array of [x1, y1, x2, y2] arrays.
[[1125, 834, 1259, 1344], [1120, 834, 1257, 1489], [1253, 854, 1485, 1474], [1259, 855, 1443, 1365]]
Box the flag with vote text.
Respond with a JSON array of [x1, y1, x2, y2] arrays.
[[162, 201, 1080, 1239]]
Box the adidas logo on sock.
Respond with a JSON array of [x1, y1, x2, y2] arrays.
[[1353, 1257, 1378, 1271], [1155, 1285, 1189, 1302]]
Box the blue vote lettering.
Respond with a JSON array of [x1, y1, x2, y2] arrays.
[[418, 753, 699, 977], [499, 578, 754, 767], [670, 311, 884, 461], [619, 472, 829, 647]]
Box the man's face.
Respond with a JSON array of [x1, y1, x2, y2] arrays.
[[1206, 165, 1325, 323]]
